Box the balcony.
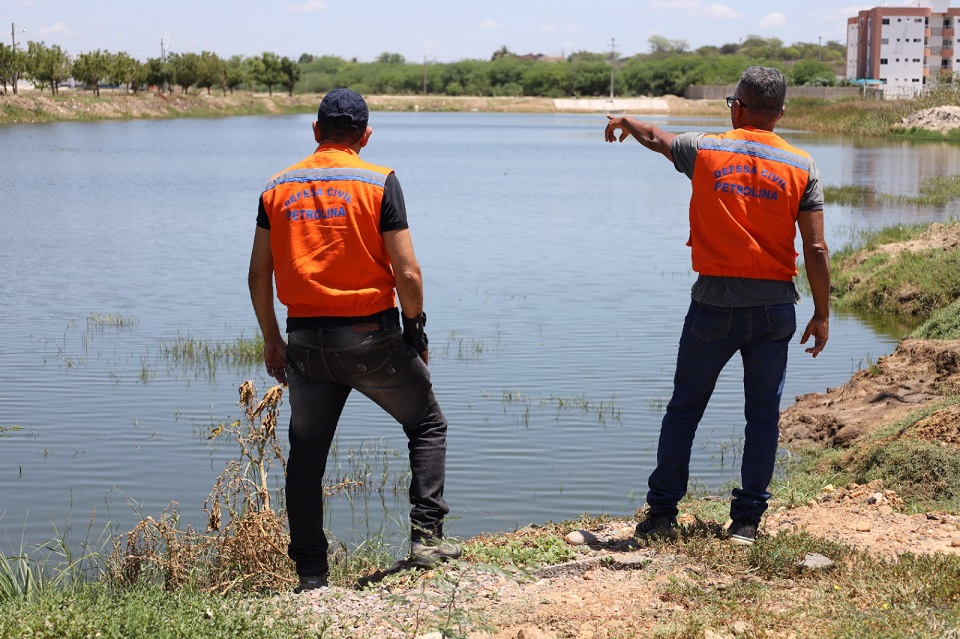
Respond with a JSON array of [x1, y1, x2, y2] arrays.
[[945, 28, 956, 37]]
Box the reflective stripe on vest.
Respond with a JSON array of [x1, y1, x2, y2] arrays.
[[262, 146, 397, 318], [689, 128, 811, 281]]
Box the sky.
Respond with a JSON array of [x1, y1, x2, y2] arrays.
[[1, 1, 934, 63]]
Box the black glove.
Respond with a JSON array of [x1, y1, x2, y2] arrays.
[[402, 312, 428, 353]]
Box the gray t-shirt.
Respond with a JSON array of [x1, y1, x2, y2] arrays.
[[669, 131, 825, 308]]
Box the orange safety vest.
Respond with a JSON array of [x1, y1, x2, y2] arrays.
[[261, 144, 397, 318], [687, 127, 812, 282]]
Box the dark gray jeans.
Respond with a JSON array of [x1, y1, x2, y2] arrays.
[[283, 309, 449, 577]]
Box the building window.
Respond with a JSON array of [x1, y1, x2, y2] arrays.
[[883, 18, 890, 24], [880, 58, 888, 64], [914, 58, 921, 62], [882, 38, 889, 44]]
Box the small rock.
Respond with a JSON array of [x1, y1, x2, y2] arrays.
[[879, 505, 894, 516], [565, 530, 598, 545], [732, 620, 749, 634], [800, 553, 836, 570], [951, 538, 960, 548], [807, 499, 819, 508], [822, 484, 836, 494], [855, 522, 872, 532]]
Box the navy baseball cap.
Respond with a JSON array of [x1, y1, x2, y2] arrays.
[[317, 88, 369, 131]]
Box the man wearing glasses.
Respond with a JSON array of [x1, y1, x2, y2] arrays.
[[604, 66, 830, 545]]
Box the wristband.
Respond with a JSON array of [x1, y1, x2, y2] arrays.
[[402, 312, 428, 352]]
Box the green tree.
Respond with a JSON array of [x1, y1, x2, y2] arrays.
[[250, 52, 285, 95], [72, 49, 111, 95], [110, 51, 142, 92], [196, 51, 226, 94], [299, 54, 345, 93], [568, 57, 610, 96], [790, 59, 837, 86], [24, 41, 72, 95], [141, 57, 172, 94], [521, 61, 570, 97], [0, 43, 22, 95], [376, 52, 405, 64], [279, 56, 300, 96], [224, 55, 247, 93], [491, 45, 515, 61], [169, 52, 200, 93]]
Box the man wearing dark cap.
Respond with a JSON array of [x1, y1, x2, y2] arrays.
[[248, 88, 459, 592]]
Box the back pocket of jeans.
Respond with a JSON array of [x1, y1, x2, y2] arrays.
[[334, 341, 399, 379], [285, 343, 312, 376], [766, 303, 797, 341], [691, 303, 733, 342]]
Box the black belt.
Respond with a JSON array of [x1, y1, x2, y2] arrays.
[[287, 307, 400, 332]]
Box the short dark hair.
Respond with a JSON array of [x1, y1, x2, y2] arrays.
[[318, 126, 365, 145], [735, 66, 786, 115]]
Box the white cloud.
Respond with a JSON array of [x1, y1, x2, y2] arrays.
[[703, 3, 742, 19], [286, 1, 327, 14], [808, 6, 872, 24], [35, 21, 75, 37], [648, 1, 742, 20], [480, 20, 502, 29], [758, 12, 787, 29]]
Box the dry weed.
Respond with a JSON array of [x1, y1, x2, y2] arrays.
[[108, 381, 296, 593]]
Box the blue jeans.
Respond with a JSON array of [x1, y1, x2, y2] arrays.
[[646, 300, 796, 524], [283, 309, 449, 577]]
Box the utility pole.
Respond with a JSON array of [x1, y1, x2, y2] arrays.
[[423, 56, 427, 94], [818, 35, 822, 62], [609, 37, 617, 99]]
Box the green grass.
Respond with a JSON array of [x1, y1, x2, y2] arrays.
[[826, 222, 960, 319], [0, 583, 316, 639], [158, 334, 264, 377], [912, 298, 960, 339], [782, 84, 960, 137], [826, 177, 960, 209], [86, 312, 139, 330]]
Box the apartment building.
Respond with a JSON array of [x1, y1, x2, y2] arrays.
[[846, 0, 960, 98]]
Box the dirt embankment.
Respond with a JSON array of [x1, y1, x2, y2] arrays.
[[0, 89, 721, 124]]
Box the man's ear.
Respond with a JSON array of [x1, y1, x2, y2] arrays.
[[359, 126, 372, 148], [313, 121, 322, 143]]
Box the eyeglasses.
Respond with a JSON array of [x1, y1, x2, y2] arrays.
[[725, 96, 747, 109]]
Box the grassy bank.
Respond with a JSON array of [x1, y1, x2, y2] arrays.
[[3, 437, 958, 638], [3, 86, 959, 137], [782, 84, 960, 138], [823, 220, 960, 331]]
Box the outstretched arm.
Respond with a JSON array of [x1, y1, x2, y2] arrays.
[[604, 115, 677, 161], [797, 209, 830, 358]]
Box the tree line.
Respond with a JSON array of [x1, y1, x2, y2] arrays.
[[0, 44, 299, 96], [0, 35, 846, 98]]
